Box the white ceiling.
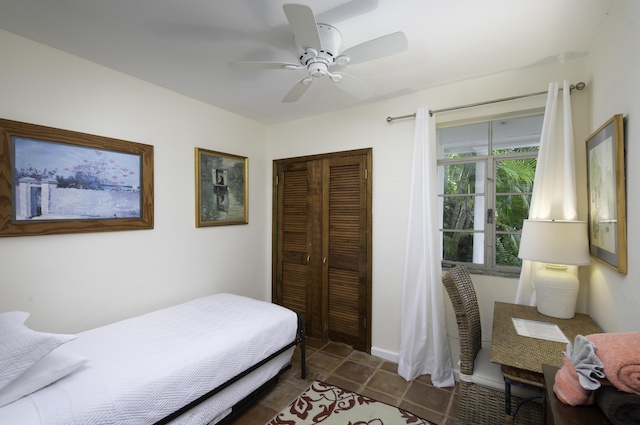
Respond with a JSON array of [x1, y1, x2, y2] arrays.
[[0, 0, 613, 124]]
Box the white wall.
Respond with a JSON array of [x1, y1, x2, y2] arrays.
[[586, 0, 640, 332], [0, 30, 271, 334], [268, 57, 591, 362]]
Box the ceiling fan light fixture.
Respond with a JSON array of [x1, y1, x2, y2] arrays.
[[308, 61, 328, 78]]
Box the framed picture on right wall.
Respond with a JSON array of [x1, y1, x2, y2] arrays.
[[586, 114, 627, 274]]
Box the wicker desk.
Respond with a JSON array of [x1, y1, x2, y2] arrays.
[[490, 302, 603, 386]]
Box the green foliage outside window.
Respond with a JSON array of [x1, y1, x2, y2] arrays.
[[441, 149, 538, 269]]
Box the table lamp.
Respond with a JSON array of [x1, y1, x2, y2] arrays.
[[518, 219, 590, 319]]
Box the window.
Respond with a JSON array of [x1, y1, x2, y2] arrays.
[[437, 114, 544, 274]]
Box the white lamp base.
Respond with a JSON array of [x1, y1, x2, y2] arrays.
[[534, 264, 579, 319]]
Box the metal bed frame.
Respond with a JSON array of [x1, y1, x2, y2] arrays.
[[154, 314, 306, 425]]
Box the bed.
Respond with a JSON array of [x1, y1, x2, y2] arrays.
[[0, 293, 306, 424]]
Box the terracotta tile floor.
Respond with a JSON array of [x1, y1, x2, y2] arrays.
[[230, 337, 458, 425]]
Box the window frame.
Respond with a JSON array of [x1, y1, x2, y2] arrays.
[[437, 114, 541, 277]]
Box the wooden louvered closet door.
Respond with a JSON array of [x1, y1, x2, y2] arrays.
[[273, 149, 372, 352]]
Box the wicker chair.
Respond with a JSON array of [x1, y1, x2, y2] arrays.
[[442, 265, 542, 425]]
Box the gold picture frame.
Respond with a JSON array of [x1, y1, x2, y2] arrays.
[[0, 118, 154, 237], [195, 148, 248, 226], [586, 114, 627, 273]]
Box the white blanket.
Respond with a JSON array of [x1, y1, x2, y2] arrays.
[[2, 294, 297, 424]]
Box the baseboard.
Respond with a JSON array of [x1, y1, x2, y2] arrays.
[[370, 346, 461, 383], [370, 347, 398, 363]]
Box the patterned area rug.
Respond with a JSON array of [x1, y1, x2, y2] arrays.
[[267, 381, 433, 424]]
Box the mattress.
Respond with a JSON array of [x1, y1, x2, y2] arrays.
[[0, 293, 298, 424]]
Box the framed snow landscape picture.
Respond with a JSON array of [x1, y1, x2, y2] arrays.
[[0, 118, 154, 237]]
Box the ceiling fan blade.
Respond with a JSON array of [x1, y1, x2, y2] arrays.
[[341, 31, 408, 65], [315, 0, 379, 25], [282, 78, 313, 103], [332, 73, 374, 100], [283, 3, 322, 51], [228, 61, 301, 70]]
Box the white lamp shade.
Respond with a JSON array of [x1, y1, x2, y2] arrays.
[[518, 219, 590, 266]]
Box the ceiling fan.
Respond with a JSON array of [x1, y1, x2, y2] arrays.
[[228, 3, 408, 103]]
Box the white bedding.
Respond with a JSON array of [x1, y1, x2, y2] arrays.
[[0, 293, 298, 425]]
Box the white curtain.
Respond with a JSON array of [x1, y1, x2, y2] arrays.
[[515, 81, 579, 305], [398, 107, 454, 387]]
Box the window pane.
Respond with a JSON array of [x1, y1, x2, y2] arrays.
[[496, 158, 537, 194], [495, 233, 523, 267], [492, 115, 543, 154], [496, 194, 531, 231], [495, 156, 535, 233], [437, 122, 488, 158], [440, 162, 485, 195], [442, 231, 483, 264], [442, 195, 484, 231]]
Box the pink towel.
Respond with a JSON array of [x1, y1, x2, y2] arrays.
[[554, 357, 595, 405], [587, 332, 640, 395]]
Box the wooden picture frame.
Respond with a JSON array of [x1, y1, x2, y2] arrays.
[[585, 114, 627, 273], [0, 118, 154, 237], [195, 148, 248, 226]]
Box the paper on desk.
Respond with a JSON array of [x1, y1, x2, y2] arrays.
[[512, 318, 570, 343]]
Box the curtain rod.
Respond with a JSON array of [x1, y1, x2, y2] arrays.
[[385, 82, 586, 123]]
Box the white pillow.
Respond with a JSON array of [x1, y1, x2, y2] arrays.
[[0, 345, 89, 407], [0, 311, 77, 392]]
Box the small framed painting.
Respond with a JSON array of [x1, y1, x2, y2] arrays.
[[195, 148, 248, 226], [0, 118, 154, 237], [585, 114, 627, 273]]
